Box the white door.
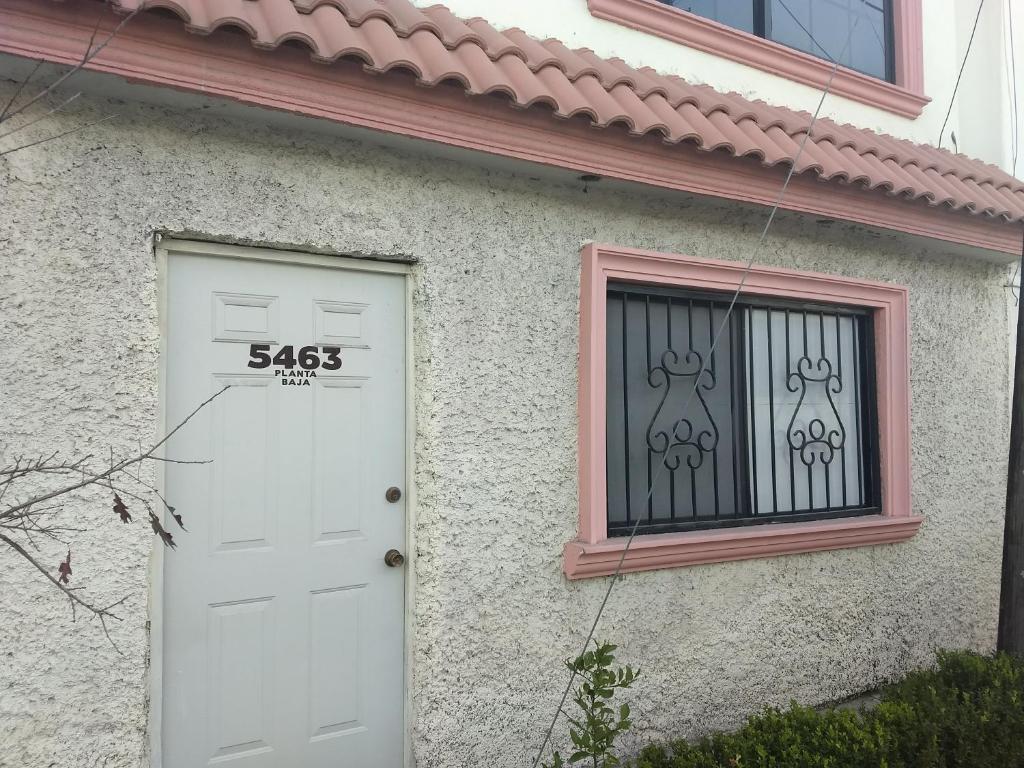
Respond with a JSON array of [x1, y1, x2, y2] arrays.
[[161, 247, 406, 768]]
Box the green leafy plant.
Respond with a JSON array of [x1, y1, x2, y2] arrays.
[[631, 651, 1024, 768], [545, 640, 640, 768]]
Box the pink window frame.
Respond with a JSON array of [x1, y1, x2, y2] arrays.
[[564, 243, 922, 579], [586, 0, 928, 118]]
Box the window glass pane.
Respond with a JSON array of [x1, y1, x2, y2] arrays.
[[745, 308, 866, 515], [606, 289, 738, 532], [768, 0, 890, 80], [658, 1, 756, 34], [605, 286, 877, 535]]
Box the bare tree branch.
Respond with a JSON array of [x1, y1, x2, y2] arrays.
[[0, 114, 117, 157], [1, 7, 143, 125], [0, 532, 123, 622], [0, 92, 82, 142], [3, 386, 228, 519], [0, 58, 43, 124], [0, 0, 207, 651], [0, 5, 146, 158], [0, 453, 91, 479], [141, 455, 212, 465], [0, 386, 229, 645]]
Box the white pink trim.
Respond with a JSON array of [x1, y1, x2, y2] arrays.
[[0, 0, 1016, 255], [566, 243, 921, 579], [587, 0, 928, 118], [892, 0, 926, 95], [564, 515, 924, 577]]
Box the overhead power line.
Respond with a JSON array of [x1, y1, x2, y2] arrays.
[[939, 0, 986, 151], [529, 11, 863, 768]]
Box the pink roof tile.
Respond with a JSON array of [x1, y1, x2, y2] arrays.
[[106, 0, 1024, 222]]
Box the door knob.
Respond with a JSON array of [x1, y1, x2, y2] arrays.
[[385, 487, 402, 503], [384, 549, 405, 568]]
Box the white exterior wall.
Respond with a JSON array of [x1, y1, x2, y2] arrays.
[[415, 0, 1015, 168], [1000, 0, 1024, 178], [0, 86, 1010, 767]]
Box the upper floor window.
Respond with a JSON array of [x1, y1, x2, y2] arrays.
[[587, 0, 926, 117], [660, 0, 894, 81]]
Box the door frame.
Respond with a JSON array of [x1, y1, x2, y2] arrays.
[[149, 237, 416, 768]]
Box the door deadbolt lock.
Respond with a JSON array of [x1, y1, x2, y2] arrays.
[[384, 549, 405, 568], [385, 487, 402, 503]]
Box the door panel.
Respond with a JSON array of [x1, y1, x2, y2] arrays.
[[162, 250, 406, 768], [313, 381, 366, 540], [308, 585, 364, 737], [206, 597, 276, 763]]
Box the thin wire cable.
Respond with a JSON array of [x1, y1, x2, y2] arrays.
[[528, 17, 859, 768], [774, 0, 837, 62], [770, 0, 890, 74], [1008, 0, 1018, 176], [939, 0, 986, 150], [866, 17, 887, 62], [1006, 0, 1020, 302]]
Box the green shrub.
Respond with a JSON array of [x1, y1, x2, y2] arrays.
[[632, 651, 1024, 768], [544, 640, 640, 768]]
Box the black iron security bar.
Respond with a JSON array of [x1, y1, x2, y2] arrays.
[[606, 282, 880, 535]]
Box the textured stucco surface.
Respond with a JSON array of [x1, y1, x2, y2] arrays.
[[0, 82, 1011, 768]]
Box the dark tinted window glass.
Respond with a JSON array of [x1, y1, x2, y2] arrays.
[[768, 0, 890, 80], [606, 288, 741, 532], [605, 284, 880, 536], [662, 1, 756, 34], [655, 0, 893, 83]]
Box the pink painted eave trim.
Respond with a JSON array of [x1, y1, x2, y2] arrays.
[[0, 1, 1016, 255], [569, 243, 916, 578], [587, 0, 928, 118], [563, 515, 924, 578]]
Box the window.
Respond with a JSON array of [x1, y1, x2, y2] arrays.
[[606, 283, 880, 536], [606, 282, 880, 536], [660, 1, 894, 81], [585, 0, 927, 118], [566, 244, 920, 579]]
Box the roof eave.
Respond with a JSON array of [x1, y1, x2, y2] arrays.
[[1, 0, 1020, 259]]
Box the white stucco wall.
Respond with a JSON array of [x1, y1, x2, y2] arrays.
[[0, 83, 1011, 767], [413, 0, 1013, 168], [999, 0, 1024, 178]]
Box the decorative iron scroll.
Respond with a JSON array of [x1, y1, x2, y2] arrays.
[[785, 356, 847, 467], [645, 348, 720, 471]]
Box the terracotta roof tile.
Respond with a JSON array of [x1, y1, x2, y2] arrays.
[[459, 18, 516, 59], [642, 92, 700, 143], [499, 27, 559, 69], [107, 0, 1024, 221]]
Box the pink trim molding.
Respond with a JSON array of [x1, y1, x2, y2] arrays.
[[566, 243, 922, 579], [587, 0, 929, 118], [0, 0, 1015, 255]]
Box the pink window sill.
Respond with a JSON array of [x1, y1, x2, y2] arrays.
[[587, 0, 928, 119], [563, 514, 924, 579]]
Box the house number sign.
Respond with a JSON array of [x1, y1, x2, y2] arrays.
[[247, 344, 342, 386]]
